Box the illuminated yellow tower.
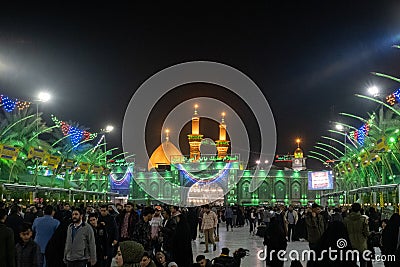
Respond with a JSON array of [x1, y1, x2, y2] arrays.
[[188, 104, 203, 160], [294, 138, 303, 158], [215, 112, 230, 159], [292, 138, 306, 171]]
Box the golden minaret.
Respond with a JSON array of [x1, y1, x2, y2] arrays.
[[216, 112, 229, 159], [187, 104, 203, 160]]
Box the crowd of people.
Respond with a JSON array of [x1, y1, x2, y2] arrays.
[[1, 200, 400, 267], [259, 203, 399, 267], [0, 201, 245, 267]]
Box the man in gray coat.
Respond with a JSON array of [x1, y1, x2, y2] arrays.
[[64, 208, 96, 267]]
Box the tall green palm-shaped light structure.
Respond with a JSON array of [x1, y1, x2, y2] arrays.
[[0, 93, 121, 204], [0, 106, 51, 183], [310, 47, 400, 210]]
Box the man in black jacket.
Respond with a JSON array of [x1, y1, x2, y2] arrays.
[[116, 203, 137, 242], [212, 248, 238, 267], [160, 208, 177, 261], [133, 207, 154, 252], [6, 205, 24, 244], [0, 209, 15, 267], [88, 213, 109, 267], [98, 205, 118, 267], [195, 254, 212, 267]]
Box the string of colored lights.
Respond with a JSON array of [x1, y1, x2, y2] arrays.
[[386, 88, 400, 106], [349, 122, 370, 146], [0, 95, 31, 112], [177, 162, 231, 184], [51, 115, 97, 147], [110, 166, 133, 185]]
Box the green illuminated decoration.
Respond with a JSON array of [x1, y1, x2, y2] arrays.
[[314, 145, 339, 159], [309, 151, 331, 161], [317, 142, 345, 156], [311, 51, 400, 210]]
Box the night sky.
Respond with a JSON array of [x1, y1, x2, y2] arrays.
[[1, 2, 400, 169]]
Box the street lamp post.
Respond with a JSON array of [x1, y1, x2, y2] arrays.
[[33, 92, 51, 200], [35, 92, 51, 139], [367, 86, 388, 186], [100, 125, 113, 201], [367, 85, 386, 131], [101, 125, 114, 165], [335, 124, 348, 156]]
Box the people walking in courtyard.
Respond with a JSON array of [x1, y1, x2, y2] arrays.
[[381, 213, 400, 267], [33, 205, 60, 267], [6, 204, 24, 244], [98, 204, 119, 267], [249, 208, 256, 235], [160, 209, 176, 261], [264, 216, 287, 267], [88, 212, 109, 267], [201, 204, 218, 253], [232, 205, 237, 227], [0, 208, 15, 267], [117, 203, 138, 242], [262, 207, 272, 231], [224, 205, 233, 232], [295, 208, 307, 241], [316, 221, 358, 267], [187, 206, 199, 241], [305, 203, 324, 267], [305, 203, 325, 250], [45, 219, 69, 267], [15, 223, 42, 267], [330, 207, 343, 223], [64, 208, 97, 267], [172, 211, 193, 267], [133, 207, 154, 252], [343, 203, 370, 267], [284, 205, 298, 242]]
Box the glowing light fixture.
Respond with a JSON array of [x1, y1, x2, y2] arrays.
[[367, 86, 379, 97], [38, 92, 51, 102], [105, 125, 114, 133]]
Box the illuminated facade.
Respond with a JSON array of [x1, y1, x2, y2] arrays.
[[129, 157, 339, 206], [118, 107, 332, 206]]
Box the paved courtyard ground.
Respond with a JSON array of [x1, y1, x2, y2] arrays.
[[191, 222, 385, 267]]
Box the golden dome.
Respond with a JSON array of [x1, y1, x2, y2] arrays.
[[148, 141, 183, 170], [294, 147, 303, 158]]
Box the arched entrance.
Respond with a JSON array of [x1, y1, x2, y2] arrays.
[[187, 182, 224, 206]]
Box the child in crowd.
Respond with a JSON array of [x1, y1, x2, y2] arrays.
[[139, 251, 156, 267], [15, 223, 42, 267]]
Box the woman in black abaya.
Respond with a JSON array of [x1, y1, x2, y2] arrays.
[[172, 212, 193, 267]]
